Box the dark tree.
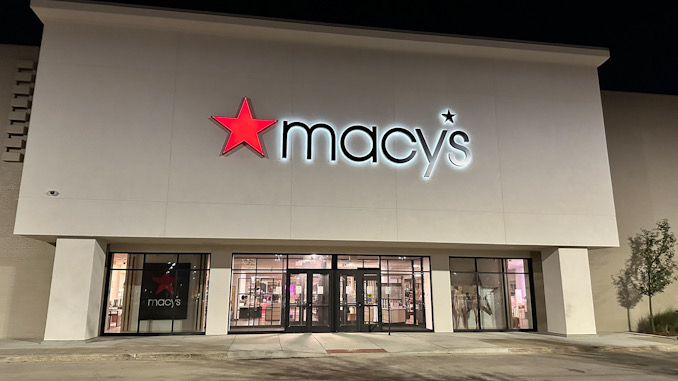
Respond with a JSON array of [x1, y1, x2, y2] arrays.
[[627, 219, 677, 333], [611, 267, 642, 331]]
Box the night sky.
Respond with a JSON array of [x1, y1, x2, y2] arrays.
[[1, 0, 677, 96]]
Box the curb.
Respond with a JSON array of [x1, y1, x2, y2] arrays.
[[2, 344, 678, 363], [507, 345, 678, 354], [627, 332, 678, 340]]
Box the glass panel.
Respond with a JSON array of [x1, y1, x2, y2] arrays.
[[104, 268, 141, 333], [362, 259, 379, 268], [338, 257, 360, 269], [364, 306, 378, 325], [388, 257, 413, 272], [260, 274, 284, 326], [120, 269, 142, 333], [380, 259, 389, 272], [196, 269, 209, 331], [111, 253, 129, 269], [413, 272, 425, 327], [231, 273, 255, 326], [402, 274, 414, 324], [381, 274, 414, 325], [145, 253, 178, 264], [311, 273, 330, 327], [423, 272, 433, 329], [253, 257, 283, 271], [363, 273, 379, 327], [451, 272, 479, 330], [257, 258, 284, 271], [104, 253, 145, 334], [477, 258, 502, 273], [449, 257, 475, 272], [339, 274, 357, 328], [288, 255, 331, 269], [338, 256, 379, 269], [506, 273, 533, 329], [288, 273, 307, 326], [505, 259, 528, 273], [232, 255, 258, 270], [478, 273, 507, 329], [338, 262, 356, 270], [177, 253, 208, 270], [110, 253, 144, 270], [412, 258, 423, 272], [381, 275, 405, 324], [173, 269, 209, 333], [422, 257, 431, 272]]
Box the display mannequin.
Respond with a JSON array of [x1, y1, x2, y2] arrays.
[[468, 289, 478, 329], [452, 286, 469, 329]]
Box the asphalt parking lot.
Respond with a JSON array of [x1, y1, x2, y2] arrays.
[[2, 351, 678, 380]]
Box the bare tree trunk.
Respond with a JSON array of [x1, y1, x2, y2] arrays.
[[649, 296, 655, 333], [627, 307, 632, 331]]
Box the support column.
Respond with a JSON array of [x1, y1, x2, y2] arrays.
[[44, 238, 106, 341], [205, 250, 232, 335], [431, 255, 454, 332], [541, 248, 597, 335]]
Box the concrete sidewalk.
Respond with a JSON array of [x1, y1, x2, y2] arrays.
[[1, 332, 677, 363]]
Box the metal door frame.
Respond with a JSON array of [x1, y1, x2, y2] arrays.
[[284, 269, 332, 333], [335, 269, 382, 332]]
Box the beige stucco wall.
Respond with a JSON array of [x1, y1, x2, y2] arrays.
[[591, 91, 678, 332], [0, 44, 55, 340], [16, 1, 618, 250]]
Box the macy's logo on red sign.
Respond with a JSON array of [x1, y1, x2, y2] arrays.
[[211, 97, 471, 179]]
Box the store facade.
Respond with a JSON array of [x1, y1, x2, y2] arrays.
[[16, 1, 618, 340]]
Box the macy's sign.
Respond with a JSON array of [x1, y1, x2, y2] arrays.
[[212, 98, 471, 179]]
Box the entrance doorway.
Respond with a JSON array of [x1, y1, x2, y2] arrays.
[[286, 270, 331, 332], [337, 270, 381, 332], [230, 254, 433, 333]]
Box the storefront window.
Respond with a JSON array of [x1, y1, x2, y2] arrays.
[[230, 255, 286, 329], [230, 254, 432, 332], [450, 257, 534, 331], [505, 259, 533, 329], [103, 253, 209, 335], [380, 256, 432, 330], [450, 272, 479, 330]]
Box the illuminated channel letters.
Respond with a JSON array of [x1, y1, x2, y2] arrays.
[[213, 98, 472, 179]]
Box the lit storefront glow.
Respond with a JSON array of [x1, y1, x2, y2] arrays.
[[450, 257, 534, 331]]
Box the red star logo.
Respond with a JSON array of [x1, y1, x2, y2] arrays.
[[212, 98, 277, 156], [153, 273, 175, 295]]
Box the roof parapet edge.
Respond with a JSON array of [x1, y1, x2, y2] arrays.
[[31, 0, 609, 66]]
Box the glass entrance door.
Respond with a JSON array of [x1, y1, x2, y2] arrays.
[[338, 270, 381, 332], [286, 270, 331, 332]]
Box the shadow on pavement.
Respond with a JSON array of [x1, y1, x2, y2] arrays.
[[564, 351, 678, 377]]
